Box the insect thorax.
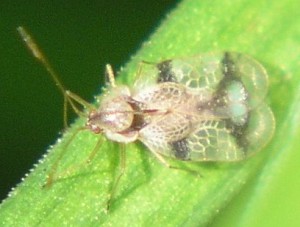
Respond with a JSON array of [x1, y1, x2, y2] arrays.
[[86, 86, 144, 143]]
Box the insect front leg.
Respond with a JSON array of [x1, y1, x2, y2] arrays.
[[44, 132, 104, 188], [44, 127, 85, 187]]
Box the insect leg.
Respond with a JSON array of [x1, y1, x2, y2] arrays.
[[44, 127, 86, 187], [17, 26, 107, 189], [85, 136, 104, 164], [149, 149, 173, 168], [106, 143, 126, 211], [45, 132, 104, 188], [133, 60, 157, 85], [65, 90, 94, 116], [105, 64, 116, 87], [150, 150, 202, 177]]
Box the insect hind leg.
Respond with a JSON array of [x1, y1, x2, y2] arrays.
[[150, 150, 203, 177]]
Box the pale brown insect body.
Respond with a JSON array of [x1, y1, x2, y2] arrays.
[[18, 27, 275, 210], [86, 54, 274, 163]]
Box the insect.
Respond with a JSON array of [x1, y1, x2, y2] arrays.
[[18, 27, 275, 209]]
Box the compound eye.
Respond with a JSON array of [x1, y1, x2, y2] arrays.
[[90, 124, 102, 134]]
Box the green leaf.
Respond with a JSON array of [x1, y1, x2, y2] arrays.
[[1, 0, 299, 226]]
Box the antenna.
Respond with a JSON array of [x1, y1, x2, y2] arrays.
[[17, 26, 67, 99], [17, 26, 94, 126]]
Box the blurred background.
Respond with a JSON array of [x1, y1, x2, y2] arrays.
[[0, 0, 177, 201]]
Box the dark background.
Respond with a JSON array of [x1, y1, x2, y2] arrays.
[[0, 1, 177, 201]]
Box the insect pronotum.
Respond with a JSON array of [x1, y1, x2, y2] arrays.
[[18, 26, 275, 210]]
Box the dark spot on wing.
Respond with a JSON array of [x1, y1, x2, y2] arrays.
[[197, 53, 249, 152], [218, 52, 249, 151], [221, 52, 238, 80], [224, 118, 249, 150], [216, 52, 240, 93], [156, 60, 177, 83], [202, 52, 241, 112], [170, 138, 190, 160]]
